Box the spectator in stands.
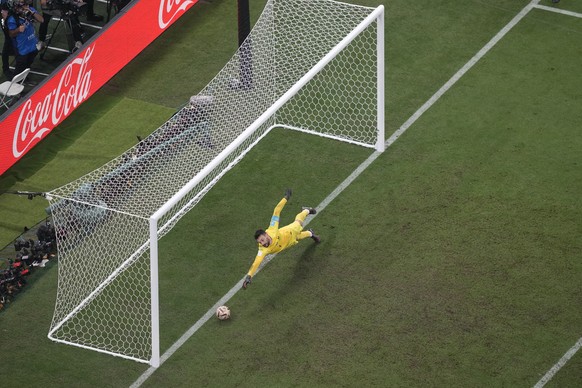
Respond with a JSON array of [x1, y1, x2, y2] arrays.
[[1, 2, 16, 79], [6, 0, 43, 76]]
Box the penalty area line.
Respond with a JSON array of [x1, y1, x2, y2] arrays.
[[130, 1, 538, 386]]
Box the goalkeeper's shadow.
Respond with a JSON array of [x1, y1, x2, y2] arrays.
[[266, 230, 336, 303]]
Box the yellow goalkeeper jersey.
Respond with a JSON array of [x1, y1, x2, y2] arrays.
[[247, 197, 300, 277]]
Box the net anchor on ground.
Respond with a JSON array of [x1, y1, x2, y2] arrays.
[[5, 191, 47, 200]]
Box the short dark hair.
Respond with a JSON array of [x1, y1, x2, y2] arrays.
[[254, 229, 265, 240]]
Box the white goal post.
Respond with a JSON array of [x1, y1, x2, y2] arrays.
[[46, 0, 384, 367]]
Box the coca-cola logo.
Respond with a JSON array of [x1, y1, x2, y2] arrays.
[[12, 45, 94, 158], [159, 0, 196, 29]]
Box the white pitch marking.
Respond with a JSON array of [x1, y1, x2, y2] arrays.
[[534, 337, 582, 388], [526, 1, 582, 386]]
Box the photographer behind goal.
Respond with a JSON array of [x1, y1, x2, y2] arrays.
[[3, 0, 43, 77], [36, 0, 103, 52], [37, 0, 81, 52], [1, 2, 16, 79]]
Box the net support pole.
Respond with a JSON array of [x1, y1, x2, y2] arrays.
[[376, 5, 385, 152], [149, 217, 160, 368]]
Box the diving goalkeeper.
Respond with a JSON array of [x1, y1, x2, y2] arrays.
[[242, 189, 320, 289]]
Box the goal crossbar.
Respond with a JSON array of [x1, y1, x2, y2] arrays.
[[46, 0, 385, 368], [152, 4, 385, 222]]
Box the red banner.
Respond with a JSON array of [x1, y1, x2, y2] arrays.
[[0, 0, 199, 176]]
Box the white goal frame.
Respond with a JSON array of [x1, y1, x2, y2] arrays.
[[47, 0, 384, 368]]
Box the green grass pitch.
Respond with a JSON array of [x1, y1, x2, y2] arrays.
[[0, 0, 581, 386]]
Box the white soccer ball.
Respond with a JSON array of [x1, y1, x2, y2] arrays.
[[216, 305, 231, 320]]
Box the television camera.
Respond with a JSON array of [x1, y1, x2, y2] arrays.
[[42, 0, 87, 17], [2, 0, 37, 22]]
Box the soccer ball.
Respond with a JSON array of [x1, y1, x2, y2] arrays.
[[216, 305, 231, 320]]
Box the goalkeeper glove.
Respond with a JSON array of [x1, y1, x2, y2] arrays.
[[284, 188, 292, 201], [243, 275, 252, 289]]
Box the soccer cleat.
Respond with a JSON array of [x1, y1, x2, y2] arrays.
[[302, 207, 317, 215], [308, 229, 320, 243]]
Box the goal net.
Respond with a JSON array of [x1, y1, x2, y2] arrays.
[[46, 0, 384, 366]]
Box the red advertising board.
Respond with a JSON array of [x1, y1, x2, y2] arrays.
[[0, 0, 198, 176]]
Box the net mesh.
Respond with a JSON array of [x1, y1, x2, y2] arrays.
[[47, 0, 381, 364]]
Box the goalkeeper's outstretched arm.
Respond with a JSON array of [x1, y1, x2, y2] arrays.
[[243, 249, 264, 289], [268, 190, 290, 230], [247, 250, 265, 276]]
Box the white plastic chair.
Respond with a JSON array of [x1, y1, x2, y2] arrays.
[[0, 68, 31, 109]]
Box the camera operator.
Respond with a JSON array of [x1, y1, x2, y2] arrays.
[[1, 2, 16, 79], [37, 0, 84, 52], [5, 0, 43, 76]]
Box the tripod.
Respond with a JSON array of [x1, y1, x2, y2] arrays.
[[39, 10, 84, 59]]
